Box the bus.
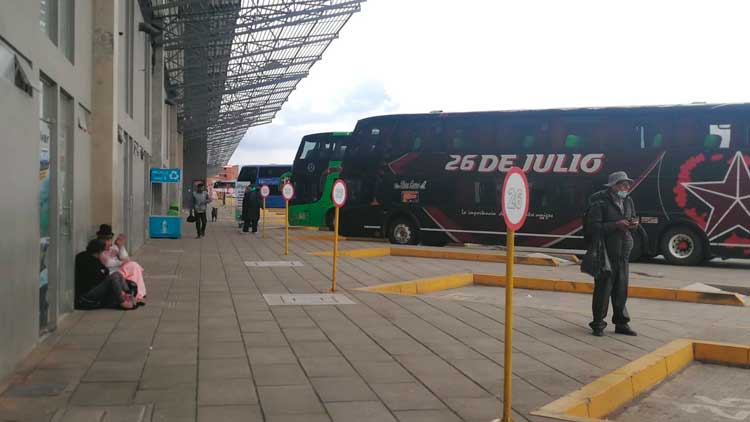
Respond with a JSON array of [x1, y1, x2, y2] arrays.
[[235, 164, 292, 222], [212, 180, 236, 197], [289, 132, 352, 228], [337, 104, 750, 265]]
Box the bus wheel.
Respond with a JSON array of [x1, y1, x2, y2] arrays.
[[388, 218, 419, 245], [660, 226, 705, 266]]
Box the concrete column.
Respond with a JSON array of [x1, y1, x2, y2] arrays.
[[149, 46, 165, 214], [90, 0, 119, 229]]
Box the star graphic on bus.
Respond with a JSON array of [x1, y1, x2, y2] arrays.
[[681, 151, 750, 241]]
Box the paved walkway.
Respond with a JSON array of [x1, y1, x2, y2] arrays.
[[1, 211, 749, 422]]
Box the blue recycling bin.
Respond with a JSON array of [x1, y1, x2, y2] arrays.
[[149, 216, 182, 238]]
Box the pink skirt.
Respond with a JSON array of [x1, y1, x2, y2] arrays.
[[118, 261, 146, 301]]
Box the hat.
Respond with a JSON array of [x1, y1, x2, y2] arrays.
[[604, 171, 634, 187], [96, 224, 114, 238]]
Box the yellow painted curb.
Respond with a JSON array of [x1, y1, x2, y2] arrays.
[[309, 247, 559, 266], [531, 339, 749, 421], [472, 273, 746, 307], [357, 273, 475, 295]]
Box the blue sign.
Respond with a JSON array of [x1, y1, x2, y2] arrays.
[[149, 216, 181, 238], [151, 168, 181, 183]]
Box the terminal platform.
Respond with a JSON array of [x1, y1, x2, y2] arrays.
[[1, 207, 749, 422]]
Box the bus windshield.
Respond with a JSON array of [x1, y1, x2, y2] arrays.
[[289, 132, 352, 228]]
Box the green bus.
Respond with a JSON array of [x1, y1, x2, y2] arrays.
[[289, 132, 352, 228]]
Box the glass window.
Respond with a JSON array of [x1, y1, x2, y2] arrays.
[[708, 124, 731, 148], [259, 166, 291, 178], [237, 166, 258, 182], [59, 0, 74, 63], [40, 0, 58, 45], [630, 117, 672, 149], [551, 117, 604, 150], [298, 140, 318, 160], [498, 119, 549, 150], [144, 34, 151, 138]]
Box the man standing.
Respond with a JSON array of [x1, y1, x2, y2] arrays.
[[586, 171, 639, 337], [241, 183, 261, 233], [192, 183, 211, 238]]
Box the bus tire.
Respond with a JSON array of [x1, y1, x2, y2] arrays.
[[660, 226, 705, 266], [388, 218, 419, 245]]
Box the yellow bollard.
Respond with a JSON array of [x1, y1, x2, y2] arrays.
[[285, 199, 289, 255], [331, 206, 340, 292], [262, 198, 266, 239], [502, 230, 515, 422]]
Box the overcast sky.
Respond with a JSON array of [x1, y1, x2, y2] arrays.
[[229, 0, 750, 165]]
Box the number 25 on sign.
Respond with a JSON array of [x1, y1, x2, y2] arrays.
[[495, 167, 529, 422]]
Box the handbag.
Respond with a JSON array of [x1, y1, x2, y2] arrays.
[[187, 210, 196, 223]]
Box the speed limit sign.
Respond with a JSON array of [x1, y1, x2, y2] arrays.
[[260, 184, 270, 199], [331, 179, 347, 208], [281, 182, 294, 201], [501, 167, 529, 231]]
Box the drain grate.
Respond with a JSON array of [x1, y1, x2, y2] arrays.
[[245, 261, 304, 267], [263, 294, 356, 306]]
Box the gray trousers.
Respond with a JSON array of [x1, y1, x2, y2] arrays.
[[79, 272, 129, 309], [590, 257, 631, 330]]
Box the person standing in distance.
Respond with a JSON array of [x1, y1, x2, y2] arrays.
[[241, 183, 261, 234], [192, 183, 211, 238], [586, 171, 639, 337]]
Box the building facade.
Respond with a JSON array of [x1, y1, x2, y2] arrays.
[[0, 0, 182, 379]]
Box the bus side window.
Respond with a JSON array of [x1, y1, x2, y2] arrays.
[[499, 119, 548, 150], [553, 117, 603, 150], [444, 119, 482, 153], [633, 119, 671, 149], [708, 123, 731, 149]]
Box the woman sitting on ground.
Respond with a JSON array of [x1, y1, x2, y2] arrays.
[[96, 225, 147, 302], [74, 239, 136, 310]]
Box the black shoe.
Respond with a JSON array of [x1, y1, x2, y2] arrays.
[[592, 329, 604, 337], [615, 325, 637, 336]]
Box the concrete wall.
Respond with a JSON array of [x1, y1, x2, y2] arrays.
[[0, 0, 183, 382], [0, 0, 96, 378]]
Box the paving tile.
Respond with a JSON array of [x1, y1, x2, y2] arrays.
[[247, 347, 297, 365], [265, 414, 331, 422], [197, 405, 263, 422], [140, 365, 197, 389], [370, 382, 444, 411], [351, 361, 416, 384], [325, 401, 397, 422], [198, 358, 251, 380], [241, 321, 282, 334], [146, 348, 198, 366], [70, 382, 138, 406], [198, 341, 246, 359], [198, 378, 257, 405], [284, 327, 329, 342], [299, 357, 357, 378], [243, 332, 289, 347], [443, 397, 503, 421], [253, 364, 309, 386], [152, 334, 198, 349], [310, 377, 377, 402], [393, 409, 461, 422], [291, 341, 342, 358], [83, 361, 144, 382], [257, 385, 325, 415]]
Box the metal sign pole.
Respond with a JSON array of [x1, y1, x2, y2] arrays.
[[332, 206, 340, 292], [502, 229, 515, 422], [285, 199, 289, 255], [262, 198, 266, 239]]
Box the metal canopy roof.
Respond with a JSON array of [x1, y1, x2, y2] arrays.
[[144, 0, 364, 167]]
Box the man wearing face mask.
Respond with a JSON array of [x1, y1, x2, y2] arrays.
[[586, 171, 639, 337]]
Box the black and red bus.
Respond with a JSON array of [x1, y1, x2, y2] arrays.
[[337, 104, 750, 265]]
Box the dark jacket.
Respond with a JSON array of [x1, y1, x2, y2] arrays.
[[75, 251, 108, 304], [242, 188, 261, 221], [587, 189, 637, 264]]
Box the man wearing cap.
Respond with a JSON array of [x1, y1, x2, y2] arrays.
[[586, 171, 639, 337]]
